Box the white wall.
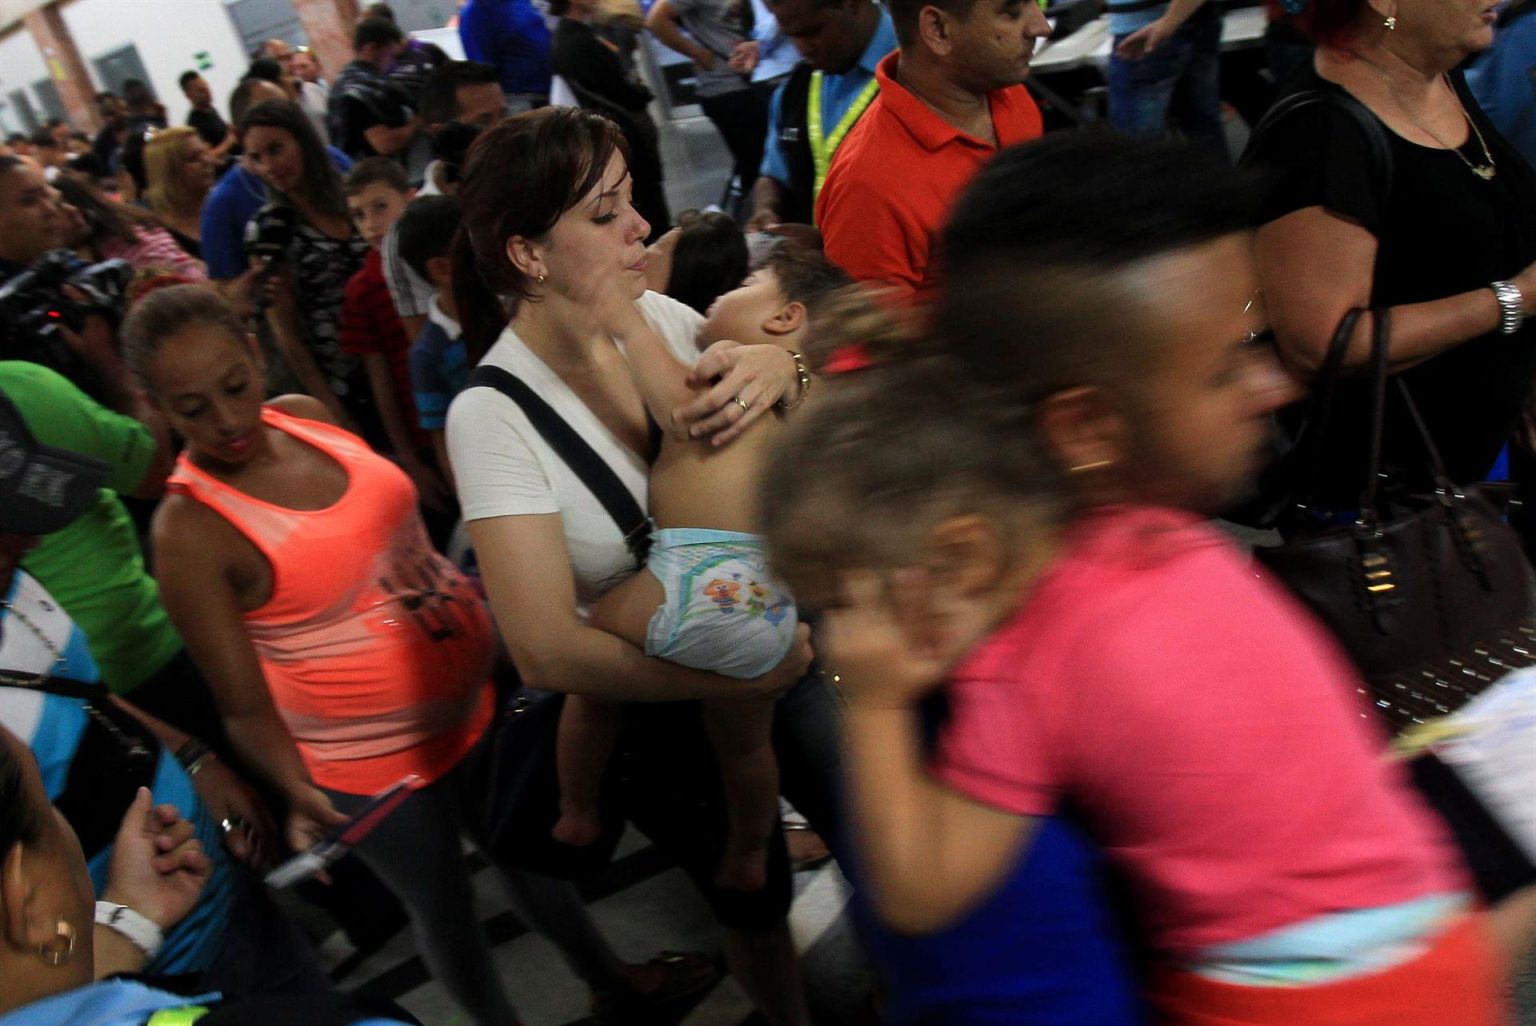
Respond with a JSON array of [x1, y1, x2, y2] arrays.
[[60, 0, 250, 126], [0, 27, 50, 132]]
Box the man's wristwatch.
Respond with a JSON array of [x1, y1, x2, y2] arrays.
[[95, 901, 164, 958], [1491, 280, 1525, 336]]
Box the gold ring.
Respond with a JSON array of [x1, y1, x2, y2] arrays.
[[733, 396, 749, 413]]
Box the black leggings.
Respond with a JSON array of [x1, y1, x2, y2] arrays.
[[698, 86, 770, 194], [321, 739, 622, 1026]]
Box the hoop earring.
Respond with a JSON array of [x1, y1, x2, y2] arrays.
[[36, 920, 75, 966], [1383, 14, 1396, 29]]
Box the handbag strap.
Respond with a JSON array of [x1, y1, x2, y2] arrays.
[[0, 676, 159, 861], [1283, 307, 1364, 513], [1360, 307, 1391, 512], [1358, 309, 1463, 509], [1242, 88, 1395, 196], [1297, 308, 1364, 453], [468, 364, 654, 566]]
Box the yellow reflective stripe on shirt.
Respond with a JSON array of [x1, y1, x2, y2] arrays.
[[145, 1006, 210, 1026], [807, 71, 881, 206]]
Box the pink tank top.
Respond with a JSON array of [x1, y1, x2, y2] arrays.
[[167, 407, 495, 793]]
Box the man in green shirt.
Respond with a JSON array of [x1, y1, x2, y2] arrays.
[[0, 361, 223, 738]]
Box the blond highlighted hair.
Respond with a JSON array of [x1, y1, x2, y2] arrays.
[[142, 126, 204, 218]]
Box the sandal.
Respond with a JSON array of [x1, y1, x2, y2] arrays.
[[591, 950, 721, 1024], [785, 820, 833, 873]]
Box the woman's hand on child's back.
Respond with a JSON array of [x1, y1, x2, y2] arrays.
[[820, 569, 952, 709], [676, 341, 798, 446]]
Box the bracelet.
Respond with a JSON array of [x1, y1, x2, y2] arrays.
[[174, 738, 215, 777], [95, 901, 163, 958], [1491, 280, 1525, 336], [776, 350, 812, 412]]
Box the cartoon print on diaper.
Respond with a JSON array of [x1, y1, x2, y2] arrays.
[[701, 574, 791, 623], [703, 579, 742, 612], [759, 598, 792, 626]]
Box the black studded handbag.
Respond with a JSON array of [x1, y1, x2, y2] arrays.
[[1252, 308, 1536, 733]]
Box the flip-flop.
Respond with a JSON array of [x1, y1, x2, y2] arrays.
[[785, 820, 833, 873], [591, 950, 721, 1024]]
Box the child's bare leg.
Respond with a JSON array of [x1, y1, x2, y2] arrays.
[[588, 568, 665, 649], [554, 695, 622, 845], [703, 696, 780, 892], [553, 571, 667, 845]]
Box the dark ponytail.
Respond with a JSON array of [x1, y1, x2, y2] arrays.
[[451, 227, 509, 365], [452, 107, 628, 361]]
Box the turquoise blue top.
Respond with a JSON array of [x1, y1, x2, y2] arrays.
[[0, 572, 235, 977], [0, 979, 409, 1026]]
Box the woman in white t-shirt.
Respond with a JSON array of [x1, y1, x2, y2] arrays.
[[445, 107, 815, 1026]]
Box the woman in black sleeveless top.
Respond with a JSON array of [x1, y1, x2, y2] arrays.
[[1248, 0, 1536, 508]]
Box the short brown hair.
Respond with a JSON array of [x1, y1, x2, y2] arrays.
[[345, 155, 410, 197], [763, 244, 852, 324]]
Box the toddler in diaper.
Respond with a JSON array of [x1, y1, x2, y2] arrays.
[[554, 247, 850, 891]]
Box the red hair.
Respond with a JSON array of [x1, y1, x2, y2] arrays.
[[1264, 0, 1366, 48]]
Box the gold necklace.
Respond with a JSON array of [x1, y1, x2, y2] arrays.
[[0, 598, 154, 760], [1356, 55, 1496, 180], [0, 598, 65, 687]]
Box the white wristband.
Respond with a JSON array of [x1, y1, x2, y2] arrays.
[[95, 900, 164, 959]]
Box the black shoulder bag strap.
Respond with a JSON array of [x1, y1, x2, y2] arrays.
[[0, 675, 159, 861], [468, 364, 655, 566], [1243, 88, 1395, 194]]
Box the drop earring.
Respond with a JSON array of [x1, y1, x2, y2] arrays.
[[36, 919, 75, 966]]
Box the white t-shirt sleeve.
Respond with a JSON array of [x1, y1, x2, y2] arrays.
[[637, 291, 706, 364], [445, 384, 560, 522]]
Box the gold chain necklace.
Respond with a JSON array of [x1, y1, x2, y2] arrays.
[[1356, 55, 1496, 180], [0, 598, 65, 687], [0, 598, 153, 760]]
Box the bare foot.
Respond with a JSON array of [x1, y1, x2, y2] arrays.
[[714, 842, 770, 892], [553, 807, 603, 846]]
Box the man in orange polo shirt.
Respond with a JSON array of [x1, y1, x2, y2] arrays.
[[816, 0, 1050, 302]]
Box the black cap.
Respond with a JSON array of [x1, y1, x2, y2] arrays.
[[0, 388, 109, 535]]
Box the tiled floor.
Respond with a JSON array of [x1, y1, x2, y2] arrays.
[[316, 826, 869, 1026]]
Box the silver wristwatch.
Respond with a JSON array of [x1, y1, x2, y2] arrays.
[[1491, 280, 1525, 336], [95, 900, 164, 958]]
